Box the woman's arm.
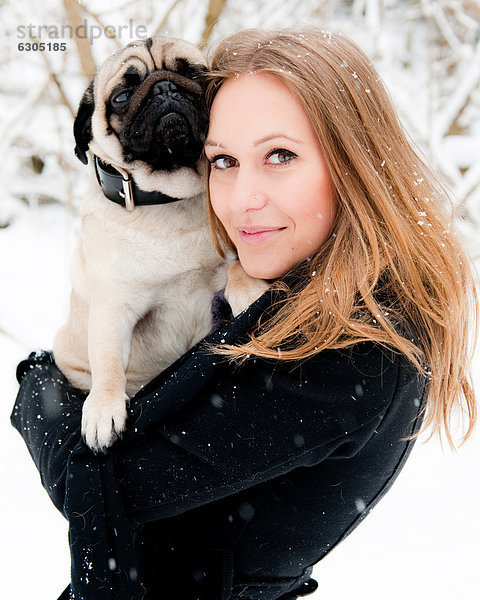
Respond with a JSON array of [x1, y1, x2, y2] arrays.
[[11, 304, 425, 600], [115, 341, 405, 523], [11, 338, 411, 522], [11, 351, 85, 514]]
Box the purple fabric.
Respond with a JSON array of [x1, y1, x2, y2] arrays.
[[210, 289, 233, 333]]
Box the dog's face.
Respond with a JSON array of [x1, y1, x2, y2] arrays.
[[74, 37, 208, 176]]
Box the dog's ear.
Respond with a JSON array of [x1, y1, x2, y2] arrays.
[[174, 58, 208, 88], [73, 78, 95, 165]]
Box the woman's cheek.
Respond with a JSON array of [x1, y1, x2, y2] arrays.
[[209, 182, 223, 220]]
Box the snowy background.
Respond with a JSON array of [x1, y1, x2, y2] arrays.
[[1, 1, 479, 598]]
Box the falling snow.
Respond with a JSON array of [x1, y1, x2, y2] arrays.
[[1, 1, 480, 599]]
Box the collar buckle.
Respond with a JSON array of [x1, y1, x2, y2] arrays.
[[119, 176, 134, 211]]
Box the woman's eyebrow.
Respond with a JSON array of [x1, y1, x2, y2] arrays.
[[254, 134, 303, 146], [204, 139, 226, 150], [204, 134, 302, 150]]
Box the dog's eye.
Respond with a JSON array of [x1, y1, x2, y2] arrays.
[[111, 89, 133, 105]]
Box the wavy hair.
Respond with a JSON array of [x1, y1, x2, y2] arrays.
[[204, 28, 478, 447]]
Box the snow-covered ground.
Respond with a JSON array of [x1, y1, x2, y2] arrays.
[[1, 205, 479, 600]]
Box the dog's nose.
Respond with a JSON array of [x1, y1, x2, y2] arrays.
[[153, 80, 178, 97]]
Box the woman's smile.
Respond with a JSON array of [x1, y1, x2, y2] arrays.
[[237, 225, 287, 245]]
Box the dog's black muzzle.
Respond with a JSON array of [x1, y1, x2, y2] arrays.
[[120, 70, 208, 171]]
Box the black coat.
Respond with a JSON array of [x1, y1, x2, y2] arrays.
[[11, 280, 427, 600]]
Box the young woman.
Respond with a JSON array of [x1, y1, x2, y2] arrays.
[[11, 29, 477, 600]]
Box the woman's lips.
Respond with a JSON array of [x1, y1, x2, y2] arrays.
[[237, 226, 286, 246]]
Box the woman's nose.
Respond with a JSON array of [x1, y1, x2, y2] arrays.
[[229, 168, 268, 212]]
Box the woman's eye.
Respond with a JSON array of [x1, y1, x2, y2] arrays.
[[209, 155, 237, 170], [266, 149, 297, 165]]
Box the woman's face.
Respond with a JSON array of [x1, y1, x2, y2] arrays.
[[205, 72, 335, 280]]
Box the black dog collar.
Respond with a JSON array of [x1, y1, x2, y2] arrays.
[[93, 155, 182, 210]]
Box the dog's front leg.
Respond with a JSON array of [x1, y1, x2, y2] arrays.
[[81, 300, 135, 452], [225, 260, 270, 317]]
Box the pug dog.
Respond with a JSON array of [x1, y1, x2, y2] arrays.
[[53, 37, 268, 453]]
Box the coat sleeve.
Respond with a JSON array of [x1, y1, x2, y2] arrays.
[[11, 351, 85, 515], [113, 339, 409, 523], [11, 336, 409, 523], [11, 332, 424, 600]]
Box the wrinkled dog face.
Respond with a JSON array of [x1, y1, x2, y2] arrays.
[[74, 37, 208, 173]]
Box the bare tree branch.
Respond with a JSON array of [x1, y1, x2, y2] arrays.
[[435, 39, 480, 139], [152, 0, 184, 37], [199, 0, 227, 51], [63, 0, 97, 79], [80, 5, 123, 49], [38, 48, 76, 118], [0, 77, 50, 157], [89, 0, 139, 16]]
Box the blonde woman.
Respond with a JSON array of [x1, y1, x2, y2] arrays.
[[12, 29, 477, 600]]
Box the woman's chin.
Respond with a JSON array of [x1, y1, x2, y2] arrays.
[[238, 259, 288, 281]]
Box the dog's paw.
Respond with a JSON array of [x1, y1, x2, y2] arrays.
[[225, 260, 270, 317], [81, 389, 129, 453]]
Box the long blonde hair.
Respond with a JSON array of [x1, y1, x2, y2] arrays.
[[204, 28, 478, 447]]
